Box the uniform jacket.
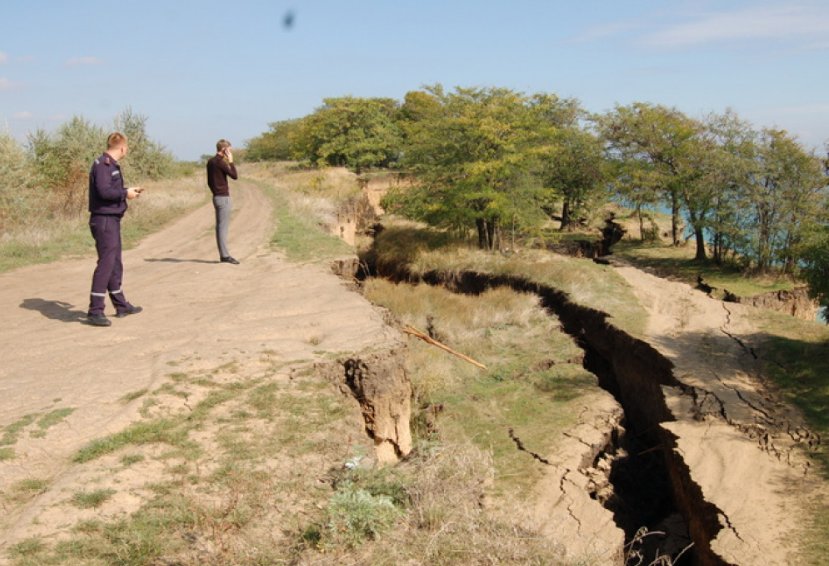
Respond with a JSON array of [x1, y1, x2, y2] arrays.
[[88, 152, 127, 216]]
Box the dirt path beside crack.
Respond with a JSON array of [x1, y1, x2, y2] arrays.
[[615, 265, 824, 566], [0, 180, 403, 556]]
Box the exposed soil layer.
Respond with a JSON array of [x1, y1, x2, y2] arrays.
[[361, 257, 822, 566]]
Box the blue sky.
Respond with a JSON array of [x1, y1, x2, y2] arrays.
[[2, 0, 828, 161]]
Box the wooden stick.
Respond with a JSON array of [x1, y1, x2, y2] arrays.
[[402, 324, 487, 370]]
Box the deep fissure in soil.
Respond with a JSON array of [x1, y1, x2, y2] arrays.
[[361, 262, 733, 566]]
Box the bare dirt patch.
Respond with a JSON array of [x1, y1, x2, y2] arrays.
[[615, 265, 826, 566], [0, 180, 403, 561]]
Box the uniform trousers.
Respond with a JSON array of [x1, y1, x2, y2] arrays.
[[88, 214, 133, 315]]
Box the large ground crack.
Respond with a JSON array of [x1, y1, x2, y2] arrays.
[[719, 303, 758, 360], [364, 264, 735, 566]]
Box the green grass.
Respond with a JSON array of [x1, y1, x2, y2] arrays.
[[613, 239, 794, 298], [1, 414, 39, 447], [71, 489, 116, 509], [73, 419, 188, 463], [755, 311, 829, 473], [265, 187, 354, 261], [29, 408, 75, 438], [364, 279, 596, 497], [370, 220, 649, 337], [120, 389, 149, 403], [752, 309, 829, 565], [3, 479, 49, 504]]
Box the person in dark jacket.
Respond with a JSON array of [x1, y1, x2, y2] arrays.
[[206, 139, 239, 264], [86, 132, 144, 327]]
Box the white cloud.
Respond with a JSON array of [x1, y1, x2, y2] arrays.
[[641, 4, 829, 48], [568, 3, 829, 51], [64, 56, 102, 66], [0, 77, 22, 91], [12, 111, 34, 120], [0, 52, 8, 64]]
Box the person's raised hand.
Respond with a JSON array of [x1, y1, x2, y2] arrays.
[[127, 187, 145, 199]]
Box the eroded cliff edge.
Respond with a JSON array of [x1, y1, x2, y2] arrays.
[[350, 255, 823, 566]]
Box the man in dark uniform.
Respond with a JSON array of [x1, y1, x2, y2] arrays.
[[86, 132, 144, 327], [206, 139, 239, 264]]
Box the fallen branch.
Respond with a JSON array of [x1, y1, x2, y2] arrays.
[[402, 324, 487, 370]]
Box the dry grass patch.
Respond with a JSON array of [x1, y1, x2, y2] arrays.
[[291, 443, 574, 566], [369, 219, 648, 336], [0, 173, 208, 273], [364, 279, 598, 499]]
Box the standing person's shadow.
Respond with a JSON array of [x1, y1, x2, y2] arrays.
[[20, 298, 87, 323]]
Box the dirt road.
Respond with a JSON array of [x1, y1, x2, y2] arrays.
[[0, 180, 399, 550]]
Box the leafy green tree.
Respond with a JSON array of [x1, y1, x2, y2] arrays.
[[599, 103, 699, 250], [696, 110, 756, 266], [0, 127, 42, 230], [27, 116, 105, 214], [740, 128, 827, 272], [798, 223, 829, 308], [793, 142, 829, 303], [293, 96, 402, 173], [245, 118, 302, 161], [113, 107, 175, 180], [388, 85, 557, 249], [539, 123, 609, 231]]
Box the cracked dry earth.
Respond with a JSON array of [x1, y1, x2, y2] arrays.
[[0, 180, 404, 561], [615, 265, 825, 566]]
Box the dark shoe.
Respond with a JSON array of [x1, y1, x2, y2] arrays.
[[87, 314, 112, 327], [115, 306, 143, 318], [221, 256, 240, 265]]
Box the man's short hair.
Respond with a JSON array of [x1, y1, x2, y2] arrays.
[[107, 132, 128, 150], [216, 139, 231, 152]]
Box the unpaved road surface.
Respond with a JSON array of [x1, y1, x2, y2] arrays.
[[0, 180, 399, 553]]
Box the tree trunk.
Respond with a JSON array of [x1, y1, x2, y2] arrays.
[[487, 217, 498, 250], [671, 197, 681, 246], [561, 200, 572, 231], [712, 231, 722, 266], [637, 204, 645, 241], [476, 218, 500, 250], [694, 227, 707, 261], [477, 218, 487, 249]]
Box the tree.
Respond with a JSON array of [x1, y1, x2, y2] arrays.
[[599, 103, 699, 250], [0, 127, 41, 230], [696, 110, 756, 266], [740, 129, 826, 272], [27, 116, 105, 214], [387, 85, 555, 250], [292, 96, 402, 173], [798, 222, 829, 308], [113, 108, 175, 180], [538, 123, 609, 231], [245, 119, 302, 161]]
